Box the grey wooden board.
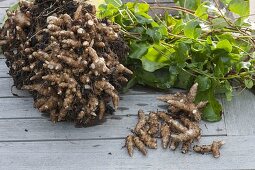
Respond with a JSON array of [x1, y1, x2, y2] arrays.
[[0, 117, 226, 142], [0, 7, 8, 23], [0, 105, 226, 141], [0, 77, 31, 97], [222, 90, 255, 136], [0, 0, 17, 7], [0, 136, 254, 170], [0, 59, 8, 77]]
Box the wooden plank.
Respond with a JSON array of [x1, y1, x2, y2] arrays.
[[0, 115, 226, 142], [0, 59, 8, 77], [0, 78, 30, 97], [0, 98, 38, 118], [0, 96, 226, 138], [0, 7, 8, 23], [222, 90, 255, 136], [0, 136, 253, 169], [0, 0, 17, 7]]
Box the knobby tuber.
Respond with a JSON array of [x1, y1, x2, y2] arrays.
[[147, 112, 160, 136], [126, 135, 134, 157], [125, 84, 224, 158], [134, 109, 147, 134], [0, 0, 132, 125], [160, 122, 170, 149], [133, 136, 147, 156], [157, 83, 208, 121], [138, 129, 157, 149], [193, 141, 225, 158]]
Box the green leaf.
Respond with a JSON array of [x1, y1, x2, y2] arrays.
[[146, 28, 162, 43], [141, 57, 168, 72], [245, 79, 254, 89], [211, 18, 228, 29], [196, 76, 211, 91], [228, 0, 249, 17], [134, 3, 150, 13], [174, 0, 201, 10], [135, 67, 176, 89], [194, 2, 209, 20], [141, 44, 172, 72], [128, 42, 149, 59], [196, 86, 222, 122], [202, 98, 222, 122], [216, 40, 232, 52], [174, 69, 194, 89], [135, 12, 153, 24], [173, 42, 189, 67], [220, 0, 232, 5], [184, 21, 201, 39], [224, 80, 233, 101], [105, 0, 122, 7]]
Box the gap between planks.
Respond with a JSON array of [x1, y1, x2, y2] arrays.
[[0, 113, 226, 142], [0, 136, 254, 170]]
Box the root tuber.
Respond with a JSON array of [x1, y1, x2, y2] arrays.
[[160, 122, 170, 149], [126, 135, 134, 157], [138, 129, 157, 149], [193, 141, 225, 158], [158, 83, 208, 121], [133, 136, 147, 156], [147, 112, 160, 136], [1, 0, 132, 125], [134, 110, 147, 134]]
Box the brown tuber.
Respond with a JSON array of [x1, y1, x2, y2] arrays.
[[0, 0, 132, 126], [126, 135, 134, 157], [147, 112, 160, 136], [158, 83, 208, 122], [193, 141, 225, 158], [160, 122, 170, 149], [134, 110, 147, 134]]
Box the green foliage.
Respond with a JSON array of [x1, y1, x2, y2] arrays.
[[99, 0, 255, 122], [228, 0, 249, 17]]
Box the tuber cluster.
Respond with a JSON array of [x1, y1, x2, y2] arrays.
[[125, 83, 225, 158], [0, 0, 132, 125]]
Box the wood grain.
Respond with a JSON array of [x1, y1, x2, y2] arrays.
[[0, 59, 8, 77], [0, 0, 17, 7], [0, 136, 253, 170], [222, 90, 255, 136], [0, 7, 8, 23]]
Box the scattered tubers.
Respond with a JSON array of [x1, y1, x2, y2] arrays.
[[125, 83, 224, 158], [0, 0, 132, 125]]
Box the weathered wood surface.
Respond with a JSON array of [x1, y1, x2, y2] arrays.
[[0, 0, 17, 7], [223, 90, 255, 136], [0, 136, 254, 170], [1, 0, 255, 169], [0, 59, 8, 77], [0, 7, 7, 23], [0, 116, 226, 142]]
